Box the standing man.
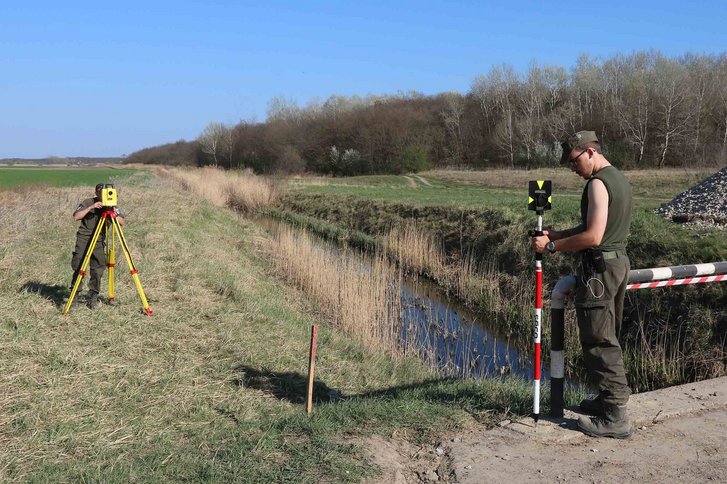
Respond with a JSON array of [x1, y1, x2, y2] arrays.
[[70, 183, 125, 309], [532, 131, 633, 438]]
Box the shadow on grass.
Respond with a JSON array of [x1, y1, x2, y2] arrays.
[[233, 365, 341, 404], [19, 281, 71, 307], [232, 365, 532, 416]]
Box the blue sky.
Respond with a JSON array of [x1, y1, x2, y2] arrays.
[[1, 1, 725, 158]]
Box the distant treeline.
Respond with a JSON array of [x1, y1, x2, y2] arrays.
[[127, 51, 727, 174], [1, 157, 124, 166]]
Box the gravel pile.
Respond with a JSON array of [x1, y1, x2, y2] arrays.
[[656, 166, 727, 228]]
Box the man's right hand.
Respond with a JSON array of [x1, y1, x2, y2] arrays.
[[93, 201, 103, 209]]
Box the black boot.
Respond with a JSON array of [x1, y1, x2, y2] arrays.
[[579, 394, 605, 416], [87, 292, 100, 309], [577, 404, 632, 439]]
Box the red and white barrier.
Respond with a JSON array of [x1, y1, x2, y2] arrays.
[[627, 274, 727, 290]]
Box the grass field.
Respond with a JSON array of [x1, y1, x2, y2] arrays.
[[1, 171, 559, 482], [0, 166, 139, 190], [1, 166, 723, 480], [291, 168, 718, 211]]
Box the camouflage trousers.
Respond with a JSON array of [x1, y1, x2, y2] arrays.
[[575, 252, 631, 406]]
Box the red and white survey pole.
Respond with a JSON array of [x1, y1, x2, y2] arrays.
[[528, 180, 552, 425]]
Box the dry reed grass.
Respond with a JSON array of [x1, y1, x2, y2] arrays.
[[269, 225, 401, 353], [384, 221, 446, 278], [381, 221, 526, 323], [158, 165, 283, 212], [265, 219, 534, 378]]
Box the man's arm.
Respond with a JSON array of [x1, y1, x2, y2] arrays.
[[73, 201, 102, 221], [113, 207, 126, 226], [533, 179, 608, 253], [546, 224, 585, 241]]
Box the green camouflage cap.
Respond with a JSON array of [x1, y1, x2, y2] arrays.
[[560, 131, 599, 163]]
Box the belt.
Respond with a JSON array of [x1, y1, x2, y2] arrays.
[[602, 250, 626, 260]]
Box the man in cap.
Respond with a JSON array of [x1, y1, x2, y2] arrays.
[[70, 184, 125, 309], [532, 131, 633, 438]]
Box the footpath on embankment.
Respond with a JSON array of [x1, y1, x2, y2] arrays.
[[450, 376, 727, 483]]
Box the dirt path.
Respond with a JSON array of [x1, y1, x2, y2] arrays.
[[364, 377, 727, 483], [447, 407, 726, 483]]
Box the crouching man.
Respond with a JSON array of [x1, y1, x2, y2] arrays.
[[70, 183, 125, 309]]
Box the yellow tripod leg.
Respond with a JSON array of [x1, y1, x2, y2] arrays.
[[111, 216, 152, 316], [108, 221, 116, 302], [63, 212, 108, 315]]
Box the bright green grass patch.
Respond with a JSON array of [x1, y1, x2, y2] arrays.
[[0, 167, 138, 190], [298, 184, 525, 209]]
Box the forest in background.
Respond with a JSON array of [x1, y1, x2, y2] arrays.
[[126, 51, 727, 175]]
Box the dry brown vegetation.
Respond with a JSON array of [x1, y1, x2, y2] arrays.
[[158, 165, 283, 211], [270, 225, 402, 353], [382, 222, 508, 316]]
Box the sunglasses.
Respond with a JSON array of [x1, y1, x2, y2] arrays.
[[568, 149, 588, 164]]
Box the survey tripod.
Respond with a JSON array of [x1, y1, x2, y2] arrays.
[[62, 185, 152, 316]]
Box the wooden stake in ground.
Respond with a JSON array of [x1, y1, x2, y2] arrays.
[[307, 325, 318, 414]]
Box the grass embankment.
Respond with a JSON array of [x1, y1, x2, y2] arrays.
[[277, 169, 727, 391], [1, 171, 544, 482]]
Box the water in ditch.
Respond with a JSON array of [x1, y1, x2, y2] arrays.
[[256, 215, 567, 384]]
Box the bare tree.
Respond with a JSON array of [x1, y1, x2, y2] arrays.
[[517, 62, 547, 163], [222, 124, 235, 168], [683, 54, 715, 154], [616, 54, 655, 164], [653, 58, 692, 167], [441, 92, 465, 162], [471, 74, 496, 135], [198, 122, 226, 165], [541, 65, 568, 111], [713, 55, 727, 156], [267, 96, 301, 123]]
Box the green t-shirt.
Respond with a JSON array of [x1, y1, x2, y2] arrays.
[[580, 166, 633, 252], [73, 197, 123, 241]]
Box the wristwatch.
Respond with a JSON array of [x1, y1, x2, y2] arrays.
[[546, 241, 556, 253]]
